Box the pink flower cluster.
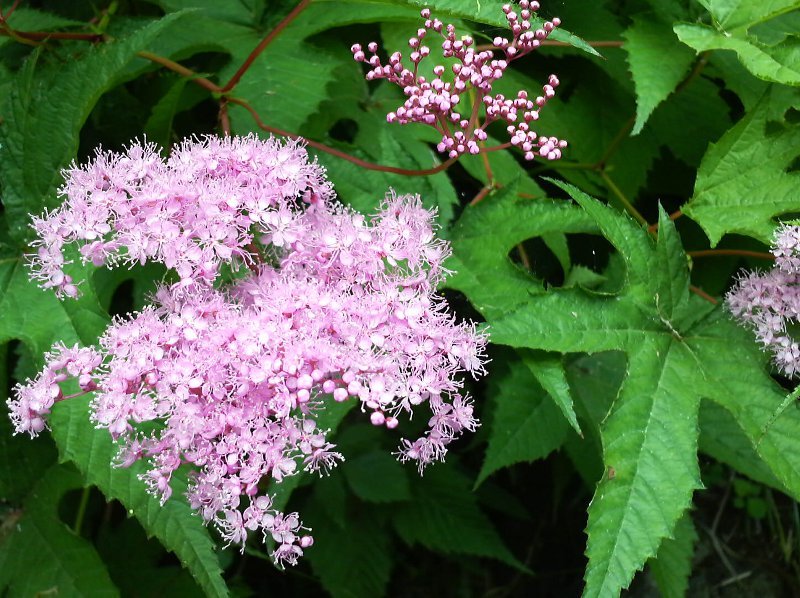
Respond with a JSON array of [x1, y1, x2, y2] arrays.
[[728, 225, 800, 376], [10, 135, 487, 565], [350, 1, 567, 161]]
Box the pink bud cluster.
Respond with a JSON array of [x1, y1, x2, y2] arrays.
[[350, 1, 567, 161], [9, 135, 487, 564], [728, 225, 800, 376]]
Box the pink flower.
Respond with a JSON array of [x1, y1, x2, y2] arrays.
[[10, 135, 488, 564]]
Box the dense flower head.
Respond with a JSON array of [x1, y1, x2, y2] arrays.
[[350, 1, 566, 160], [30, 134, 333, 298], [10, 135, 487, 565], [728, 225, 800, 376]]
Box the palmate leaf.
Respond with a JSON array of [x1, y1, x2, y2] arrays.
[[447, 181, 800, 595], [0, 261, 229, 598], [0, 464, 118, 597], [683, 92, 800, 245]]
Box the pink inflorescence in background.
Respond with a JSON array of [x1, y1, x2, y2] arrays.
[[728, 225, 800, 376], [9, 134, 487, 565], [350, 1, 567, 161]]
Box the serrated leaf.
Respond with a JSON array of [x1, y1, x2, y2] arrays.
[[523, 351, 581, 435], [343, 450, 411, 502], [698, 400, 784, 491], [476, 352, 568, 486], [0, 464, 118, 597], [675, 23, 800, 86], [683, 93, 800, 245], [623, 17, 696, 135], [647, 510, 698, 598], [0, 12, 190, 244], [392, 464, 525, 569], [447, 184, 713, 596]]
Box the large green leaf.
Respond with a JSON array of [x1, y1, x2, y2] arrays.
[[0, 464, 118, 597], [623, 17, 695, 135], [683, 93, 800, 245], [447, 181, 800, 595], [675, 23, 800, 86], [392, 464, 524, 569], [0, 12, 189, 244]]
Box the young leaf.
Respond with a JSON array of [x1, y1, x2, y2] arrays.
[[683, 92, 800, 245], [623, 16, 695, 135], [0, 464, 118, 597]]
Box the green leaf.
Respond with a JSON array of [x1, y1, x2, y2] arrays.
[[0, 12, 190, 244], [306, 505, 393, 598], [523, 351, 581, 435], [476, 351, 568, 486], [674, 23, 800, 86], [0, 260, 228, 597], [343, 450, 412, 502], [647, 511, 698, 598], [0, 464, 118, 597], [683, 93, 800, 245], [623, 17, 696, 135], [697, 0, 800, 31], [448, 183, 712, 596], [143, 75, 192, 150], [392, 464, 525, 569]]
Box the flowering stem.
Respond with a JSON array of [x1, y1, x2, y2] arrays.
[[220, 0, 311, 93], [688, 249, 774, 260]]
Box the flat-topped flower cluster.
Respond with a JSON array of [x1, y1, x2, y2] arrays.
[[9, 135, 487, 565]]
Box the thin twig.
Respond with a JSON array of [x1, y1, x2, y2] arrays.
[[227, 96, 457, 176], [599, 171, 648, 227], [689, 285, 718, 305]]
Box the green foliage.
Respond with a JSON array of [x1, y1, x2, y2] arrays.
[[2, 0, 800, 595]]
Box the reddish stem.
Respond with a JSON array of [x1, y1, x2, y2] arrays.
[[220, 0, 311, 93], [227, 97, 457, 176], [689, 285, 719, 305]]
